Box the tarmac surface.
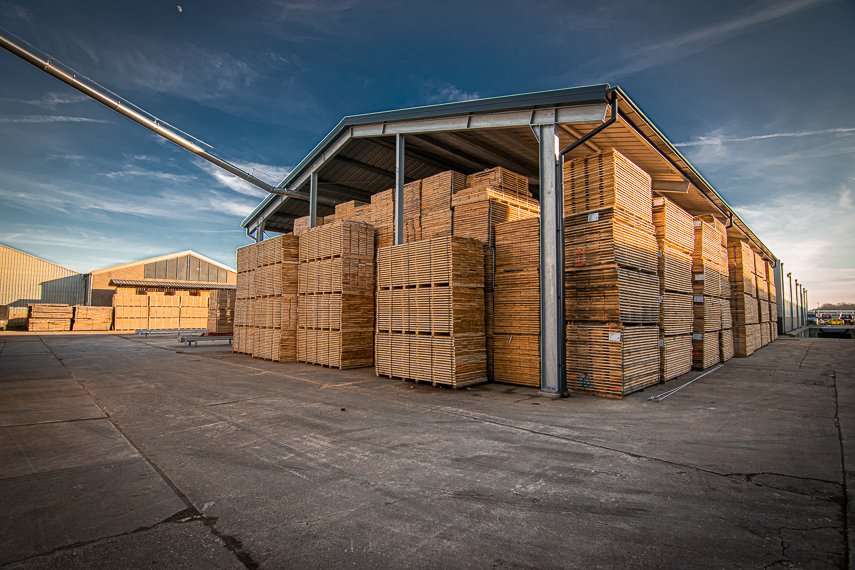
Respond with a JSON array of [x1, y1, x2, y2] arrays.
[[0, 333, 852, 569]]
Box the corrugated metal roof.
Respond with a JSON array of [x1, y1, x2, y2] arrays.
[[0, 243, 85, 307], [110, 279, 236, 290], [91, 250, 236, 274]]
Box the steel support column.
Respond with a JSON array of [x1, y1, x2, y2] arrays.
[[795, 281, 801, 327], [255, 221, 265, 243], [788, 273, 794, 331], [309, 171, 318, 228], [535, 123, 566, 396], [394, 133, 405, 246]]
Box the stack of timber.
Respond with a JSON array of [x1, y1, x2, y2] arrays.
[[691, 216, 730, 369], [27, 304, 72, 332], [113, 293, 148, 331], [563, 149, 660, 398], [178, 295, 208, 330], [375, 236, 486, 388], [421, 170, 467, 239], [147, 294, 182, 330], [0, 306, 28, 330], [728, 239, 761, 357], [756, 257, 776, 346], [652, 197, 694, 381], [492, 217, 540, 387], [233, 236, 299, 360], [207, 289, 235, 334], [298, 221, 374, 368], [72, 306, 113, 331]]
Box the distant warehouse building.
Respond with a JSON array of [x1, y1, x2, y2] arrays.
[[0, 243, 86, 307], [87, 250, 237, 306]]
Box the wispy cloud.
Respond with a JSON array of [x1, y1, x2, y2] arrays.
[[420, 81, 480, 105], [0, 1, 32, 22], [603, 0, 830, 77], [102, 168, 196, 184], [0, 115, 109, 124], [193, 159, 290, 198], [0, 92, 90, 107], [676, 127, 855, 147]]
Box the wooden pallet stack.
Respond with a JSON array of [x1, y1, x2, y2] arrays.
[[563, 149, 660, 398], [492, 217, 540, 386], [756, 256, 777, 346], [375, 236, 486, 388], [147, 294, 181, 330], [72, 306, 113, 331], [298, 221, 374, 368], [695, 215, 734, 363], [179, 295, 208, 330], [421, 170, 467, 239], [690, 217, 727, 369], [233, 236, 299, 360], [207, 289, 235, 334], [27, 304, 72, 332], [768, 268, 779, 341], [113, 294, 149, 331], [727, 238, 761, 356], [652, 197, 694, 381]]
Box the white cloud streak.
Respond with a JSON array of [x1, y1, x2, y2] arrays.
[[424, 83, 481, 105], [605, 0, 830, 77], [0, 115, 110, 124], [677, 127, 855, 147]]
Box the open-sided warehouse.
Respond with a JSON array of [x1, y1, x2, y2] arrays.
[[239, 85, 780, 396]]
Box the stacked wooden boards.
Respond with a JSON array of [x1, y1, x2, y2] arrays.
[[691, 216, 731, 369], [72, 306, 113, 331], [563, 149, 660, 398], [652, 197, 694, 381], [27, 304, 72, 331], [755, 255, 778, 346], [375, 236, 486, 388], [113, 293, 149, 331], [233, 235, 299, 360], [298, 221, 374, 368], [727, 239, 762, 357], [207, 289, 235, 334], [492, 217, 540, 386]]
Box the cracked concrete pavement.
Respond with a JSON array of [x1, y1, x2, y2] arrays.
[[0, 333, 851, 568]]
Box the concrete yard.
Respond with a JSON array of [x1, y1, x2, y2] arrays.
[[0, 333, 852, 569]]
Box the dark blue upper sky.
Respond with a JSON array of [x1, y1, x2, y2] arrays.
[[1, 0, 853, 304]]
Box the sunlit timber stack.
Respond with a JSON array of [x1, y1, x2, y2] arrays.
[[0, 29, 798, 398]]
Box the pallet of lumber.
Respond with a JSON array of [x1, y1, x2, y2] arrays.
[[652, 197, 694, 254], [421, 170, 467, 214], [734, 323, 761, 357], [693, 219, 722, 268], [659, 246, 693, 294], [466, 167, 530, 198], [661, 334, 692, 382], [731, 293, 759, 326], [565, 267, 660, 324], [492, 333, 540, 387], [692, 332, 720, 370], [661, 292, 693, 335], [759, 300, 771, 323], [564, 208, 658, 275], [693, 295, 721, 332], [692, 264, 722, 298], [760, 323, 771, 346], [113, 294, 148, 331], [298, 221, 375, 369], [563, 148, 652, 225], [28, 304, 73, 332], [720, 328, 735, 362], [566, 323, 660, 398], [207, 289, 235, 334], [727, 240, 756, 297], [720, 298, 732, 329], [72, 306, 113, 331], [375, 236, 486, 388]]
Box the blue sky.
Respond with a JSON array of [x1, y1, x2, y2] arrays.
[[0, 0, 853, 305]]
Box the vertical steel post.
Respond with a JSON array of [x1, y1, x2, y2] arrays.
[[536, 123, 566, 396], [394, 134, 405, 246], [787, 273, 793, 331], [309, 171, 318, 228], [803, 288, 808, 324], [795, 281, 801, 327], [255, 221, 265, 243], [775, 262, 784, 333]]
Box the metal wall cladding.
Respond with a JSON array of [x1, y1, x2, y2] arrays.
[[0, 244, 85, 306]]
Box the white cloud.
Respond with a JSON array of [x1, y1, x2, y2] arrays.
[[423, 82, 480, 105], [0, 1, 32, 21], [102, 168, 196, 184], [193, 158, 290, 198], [676, 127, 855, 147], [0, 115, 109, 124], [603, 0, 830, 77]]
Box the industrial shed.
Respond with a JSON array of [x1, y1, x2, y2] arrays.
[[0, 243, 85, 307], [87, 250, 237, 306], [240, 85, 778, 396]]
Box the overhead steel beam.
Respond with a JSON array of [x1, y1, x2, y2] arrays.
[[406, 134, 491, 171], [441, 131, 537, 175], [334, 154, 414, 183], [394, 134, 405, 246], [533, 123, 566, 397], [366, 137, 460, 173]]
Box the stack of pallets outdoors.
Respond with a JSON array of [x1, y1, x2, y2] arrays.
[[767, 265, 779, 341], [233, 235, 299, 360], [0, 306, 28, 330], [563, 149, 660, 398], [113, 293, 148, 331], [755, 254, 776, 347], [652, 197, 694, 381], [298, 221, 374, 368], [375, 236, 486, 388], [492, 217, 540, 386], [72, 306, 113, 331], [207, 289, 235, 334], [27, 304, 72, 331], [233, 243, 255, 353], [727, 238, 761, 356], [178, 295, 208, 330], [690, 217, 729, 369], [147, 294, 181, 330]]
